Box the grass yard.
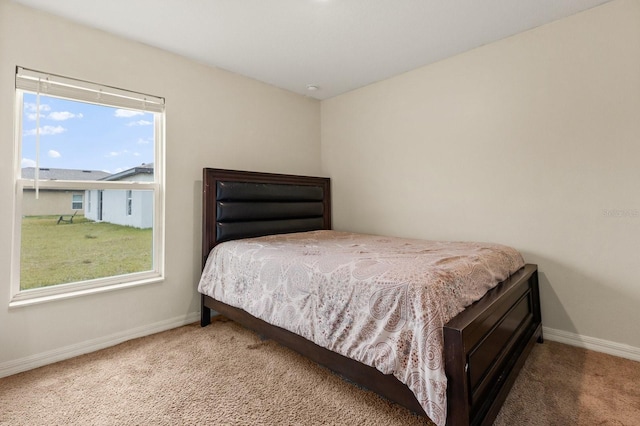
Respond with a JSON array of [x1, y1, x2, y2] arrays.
[[20, 215, 153, 290]]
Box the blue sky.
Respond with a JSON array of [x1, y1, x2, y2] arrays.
[[21, 93, 154, 174]]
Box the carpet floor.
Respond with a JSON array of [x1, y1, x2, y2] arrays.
[[1, 317, 639, 425]]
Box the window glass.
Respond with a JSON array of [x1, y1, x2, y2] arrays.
[[13, 69, 164, 302], [20, 190, 153, 290], [21, 93, 155, 175], [72, 194, 83, 210]]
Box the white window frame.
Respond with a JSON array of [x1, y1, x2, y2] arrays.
[[72, 193, 83, 210], [10, 67, 166, 307]]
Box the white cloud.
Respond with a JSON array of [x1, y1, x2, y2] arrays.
[[24, 103, 52, 121], [137, 137, 152, 144], [48, 150, 61, 158], [115, 109, 144, 118], [24, 102, 51, 113], [23, 125, 66, 136], [105, 149, 130, 158], [127, 120, 152, 127], [24, 103, 83, 121], [48, 111, 83, 121], [21, 158, 37, 168]]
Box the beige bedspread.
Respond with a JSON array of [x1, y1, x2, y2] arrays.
[[198, 230, 524, 425]]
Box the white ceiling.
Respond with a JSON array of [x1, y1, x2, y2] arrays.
[[13, 0, 613, 100]]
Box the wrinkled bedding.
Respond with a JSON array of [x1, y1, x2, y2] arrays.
[[198, 230, 524, 425]]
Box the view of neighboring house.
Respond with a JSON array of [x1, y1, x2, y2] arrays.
[[84, 163, 154, 229], [22, 164, 153, 229], [21, 167, 110, 216]]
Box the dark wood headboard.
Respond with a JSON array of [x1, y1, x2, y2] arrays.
[[202, 168, 331, 268]]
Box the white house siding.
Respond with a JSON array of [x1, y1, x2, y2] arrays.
[[85, 189, 152, 229], [84, 190, 96, 221], [122, 174, 153, 183], [84, 166, 154, 228]]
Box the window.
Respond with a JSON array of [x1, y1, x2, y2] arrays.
[[11, 67, 165, 306], [72, 194, 83, 210], [126, 190, 132, 216]]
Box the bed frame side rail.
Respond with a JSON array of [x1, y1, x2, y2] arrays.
[[202, 294, 428, 416]]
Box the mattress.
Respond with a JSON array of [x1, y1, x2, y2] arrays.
[[198, 230, 525, 425]]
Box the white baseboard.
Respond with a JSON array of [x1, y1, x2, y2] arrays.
[[3, 320, 636, 379], [0, 311, 200, 379], [543, 326, 640, 362]]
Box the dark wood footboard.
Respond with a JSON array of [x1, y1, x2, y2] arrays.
[[444, 264, 542, 426]]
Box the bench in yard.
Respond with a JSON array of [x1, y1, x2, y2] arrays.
[[57, 211, 78, 224]]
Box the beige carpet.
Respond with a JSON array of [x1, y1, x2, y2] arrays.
[[1, 317, 639, 425]]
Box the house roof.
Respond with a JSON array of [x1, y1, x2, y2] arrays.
[[21, 167, 111, 181], [101, 163, 154, 181], [21, 164, 154, 182]]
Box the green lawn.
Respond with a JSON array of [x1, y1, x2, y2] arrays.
[[20, 215, 153, 290]]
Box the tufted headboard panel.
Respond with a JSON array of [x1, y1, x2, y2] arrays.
[[202, 168, 331, 268]]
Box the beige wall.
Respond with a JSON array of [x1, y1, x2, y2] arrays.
[[0, 0, 320, 369], [22, 189, 84, 216], [2, 0, 639, 373], [322, 0, 640, 349]]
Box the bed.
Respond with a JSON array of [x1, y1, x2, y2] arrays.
[[198, 168, 542, 426]]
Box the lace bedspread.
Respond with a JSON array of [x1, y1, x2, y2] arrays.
[[198, 230, 524, 425]]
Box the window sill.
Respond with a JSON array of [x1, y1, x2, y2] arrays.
[[9, 274, 164, 308]]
